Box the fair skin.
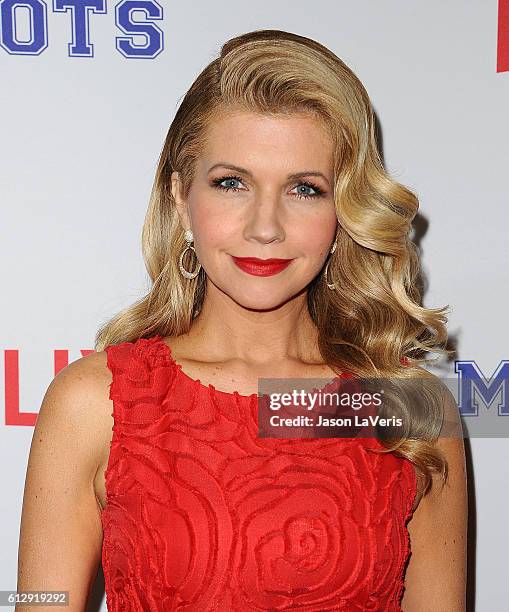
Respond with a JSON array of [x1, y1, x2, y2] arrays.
[[16, 110, 467, 611], [401, 388, 468, 610], [167, 110, 340, 389]]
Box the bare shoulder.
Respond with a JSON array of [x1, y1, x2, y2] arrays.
[[413, 365, 464, 441], [43, 348, 112, 422], [34, 349, 113, 486], [406, 367, 463, 511]]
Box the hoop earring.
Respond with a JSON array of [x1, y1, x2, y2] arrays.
[[179, 229, 202, 279], [324, 241, 337, 291]]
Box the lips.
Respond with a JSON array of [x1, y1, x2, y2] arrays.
[[231, 256, 293, 277]]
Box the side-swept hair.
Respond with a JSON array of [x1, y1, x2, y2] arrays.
[[96, 29, 453, 494]]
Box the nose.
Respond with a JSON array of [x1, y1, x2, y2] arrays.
[[243, 189, 285, 245]]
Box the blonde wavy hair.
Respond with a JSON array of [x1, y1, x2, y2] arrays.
[[95, 29, 453, 494]]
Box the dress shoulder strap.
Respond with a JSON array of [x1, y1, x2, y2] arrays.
[[105, 340, 136, 403], [104, 336, 178, 426]]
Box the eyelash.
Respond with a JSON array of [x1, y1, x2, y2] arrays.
[[211, 175, 325, 200]]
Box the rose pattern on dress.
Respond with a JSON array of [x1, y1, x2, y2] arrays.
[[100, 335, 417, 611]]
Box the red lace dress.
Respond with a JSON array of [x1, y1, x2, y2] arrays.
[[100, 335, 417, 611]]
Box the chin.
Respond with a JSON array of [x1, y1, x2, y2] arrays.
[[231, 289, 301, 311]]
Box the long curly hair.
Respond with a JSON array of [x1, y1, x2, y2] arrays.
[[95, 29, 452, 494]]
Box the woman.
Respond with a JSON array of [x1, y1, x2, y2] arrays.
[[17, 29, 467, 611]]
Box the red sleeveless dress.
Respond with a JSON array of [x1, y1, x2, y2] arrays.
[[100, 335, 417, 611]]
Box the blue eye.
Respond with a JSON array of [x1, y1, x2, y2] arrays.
[[212, 176, 243, 192], [293, 182, 323, 199], [211, 175, 325, 200]]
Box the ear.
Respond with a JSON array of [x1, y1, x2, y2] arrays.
[[171, 171, 191, 230]]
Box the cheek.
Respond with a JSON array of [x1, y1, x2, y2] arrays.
[[188, 194, 234, 245], [293, 219, 337, 260], [290, 199, 337, 245], [191, 210, 240, 261]]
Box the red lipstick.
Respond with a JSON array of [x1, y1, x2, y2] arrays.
[[231, 256, 293, 277]]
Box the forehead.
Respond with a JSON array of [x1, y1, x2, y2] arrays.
[[199, 110, 334, 173]]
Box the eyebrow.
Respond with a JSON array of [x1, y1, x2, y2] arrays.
[[207, 163, 330, 186]]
